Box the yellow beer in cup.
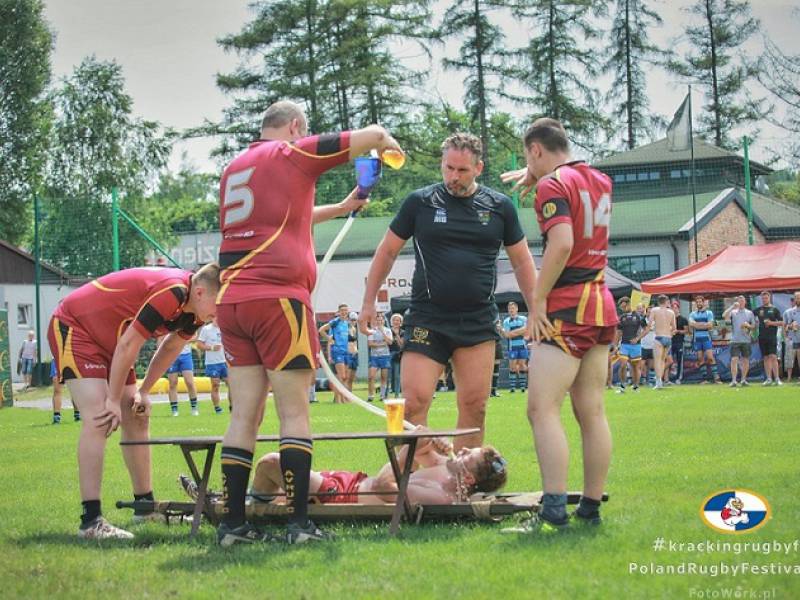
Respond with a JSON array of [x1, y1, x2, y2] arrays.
[[381, 148, 406, 170], [384, 398, 405, 434]]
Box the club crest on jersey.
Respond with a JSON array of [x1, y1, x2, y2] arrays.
[[434, 208, 447, 224], [700, 489, 770, 534], [411, 327, 430, 345], [542, 201, 557, 219], [476, 209, 491, 226]]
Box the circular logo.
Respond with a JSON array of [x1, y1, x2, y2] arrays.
[[542, 201, 557, 219], [700, 489, 771, 534]]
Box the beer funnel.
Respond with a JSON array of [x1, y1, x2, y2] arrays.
[[354, 156, 382, 199]]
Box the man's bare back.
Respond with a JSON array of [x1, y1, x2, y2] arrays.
[[650, 305, 676, 337]]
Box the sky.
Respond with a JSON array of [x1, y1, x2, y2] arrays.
[[43, 0, 800, 172]]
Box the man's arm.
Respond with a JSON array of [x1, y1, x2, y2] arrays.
[[347, 124, 402, 159], [139, 332, 189, 394], [404, 482, 454, 506], [531, 223, 572, 341], [312, 188, 367, 224], [359, 230, 406, 332], [505, 239, 537, 312], [96, 326, 149, 436]]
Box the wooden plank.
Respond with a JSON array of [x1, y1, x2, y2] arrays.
[[120, 428, 480, 446]]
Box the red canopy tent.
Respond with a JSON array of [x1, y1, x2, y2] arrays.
[[642, 241, 800, 295]]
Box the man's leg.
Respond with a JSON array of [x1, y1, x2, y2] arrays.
[[450, 340, 495, 450], [616, 357, 628, 390], [167, 372, 179, 415], [183, 369, 199, 415], [119, 383, 160, 519], [570, 345, 612, 504], [527, 344, 581, 524], [210, 377, 221, 410], [652, 344, 664, 386], [380, 367, 389, 400], [220, 365, 268, 531], [741, 357, 750, 382], [730, 355, 739, 384], [630, 359, 641, 390], [251, 452, 325, 499], [368, 366, 376, 401], [400, 351, 444, 427], [52, 376, 62, 423], [333, 362, 348, 402]]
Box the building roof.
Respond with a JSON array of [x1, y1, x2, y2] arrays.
[[595, 137, 771, 174], [0, 239, 73, 284], [311, 189, 800, 257]]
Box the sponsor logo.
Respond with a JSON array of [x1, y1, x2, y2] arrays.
[[700, 489, 771, 534], [434, 208, 447, 224], [542, 201, 557, 219], [476, 209, 491, 226], [83, 363, 105, 370], [411, 327, 430, 346]]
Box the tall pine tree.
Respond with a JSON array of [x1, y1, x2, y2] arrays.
[[758, 40, 800, 165], [507, 0, 610, 152], [668, 0, 765, 149], [603, 0, 665, 149]]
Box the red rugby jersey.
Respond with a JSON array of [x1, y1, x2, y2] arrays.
[[534, 161, 619, 327], [53, 268, 203, 354], [217, 132, 352, 308]]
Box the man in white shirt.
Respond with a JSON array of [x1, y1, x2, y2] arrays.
[[19, 330, 37, 389], [197, 317, 229, 413]]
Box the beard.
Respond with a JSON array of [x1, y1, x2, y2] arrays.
[[445, 181, 474, 197]]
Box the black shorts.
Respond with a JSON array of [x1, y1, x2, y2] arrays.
[[642, 348, 653, 361], [402, 305, 498, 365], [494, 338, 505, 362], [758, 338, 777, 357]]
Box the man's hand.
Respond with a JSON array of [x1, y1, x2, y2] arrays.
[[358, 303, 377, 335], [340, 187, 369, 214], [95, 398, 122, 437], [500, 167, 537, 201], [530, 296, 554, 342], [132, 390, 151, 418]]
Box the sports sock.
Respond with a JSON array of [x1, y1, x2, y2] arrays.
[[170, 401, 178, 413], [214, 405, 223, 414], [540, 492, 568, 525], [220, 446, 253, 528], [520, 372, 527, 389], [133, 490, 155, 516], [491, 364, 499, 394], [190, 397, 198, 410], [510, 372, 517, 390], [81, 499, 101, 527], [73, 409, 81, 421], [280, 437, 313, 527], [710, 363, 718, 379], [575, 495, 601, 520], [53, 411, 61, 418]]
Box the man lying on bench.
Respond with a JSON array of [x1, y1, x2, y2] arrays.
[[181, 433, 508, 506]]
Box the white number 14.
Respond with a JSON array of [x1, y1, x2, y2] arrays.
[[580, 191, 611, 239]]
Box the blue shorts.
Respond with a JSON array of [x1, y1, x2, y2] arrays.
[[50, 360, 57, 379], [21, 358, 34, 375], [369, 355, 391, 369], [205, 362, 228, 379], [693, 337, 713, 352], [166, 353, 194, 374], [655, 336, 672, 348], [347, 352, 359, 370], [508, 346, 529, 360], [619, 343, 642, 361], [330, 346, 350, 366]]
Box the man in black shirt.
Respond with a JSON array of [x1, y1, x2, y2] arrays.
[[754, 290, 783, 385], [360, 133, 537, 449], [670, 299, 689, 383], [615, 301, 645, 392]]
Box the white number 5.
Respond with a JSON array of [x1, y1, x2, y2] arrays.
[[580, 190, 611, 239], [223, 167, 256, 227]]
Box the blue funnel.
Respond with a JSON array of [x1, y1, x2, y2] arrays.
[[354, 157, 382, 199]]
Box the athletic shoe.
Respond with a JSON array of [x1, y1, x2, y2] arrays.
[[78, 517, 134, 540], [214, 406, 224, 414], [286, 520, 334, 544], [729, 381, 738, 387], [571, 510, 602, 526], [132, 511, 168, 525], [714, 379, 723, 385], [762, 379, 772, 386], [632, 385, 639, 392], [367, 396, 374, 403], [179, 474, 199, 501], [217, 522, 275, 547], [675, 379, 682, 385], [509, 388, 516, 393], [490, 391, 499, 397], [774, 379, 783, 386], [615, 386, 625, 394], [521, 388, 527, 393], [741, 380, 750, 387], [501, 513, 569, 535], [191, 408, 199, 416], [52, 414, 61, 424], [172, 410, 179, 417]]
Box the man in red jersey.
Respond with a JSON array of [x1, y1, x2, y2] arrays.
[[215, 99, 403, 547], [48, 264, 220, 539], [500, 118, 617, 533]]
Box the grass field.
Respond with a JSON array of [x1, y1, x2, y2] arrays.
[[1, 383, 799, 599]]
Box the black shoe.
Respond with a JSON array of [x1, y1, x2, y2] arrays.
[[490, 391, 499, 397], [571, 510, 602, 526], [217, 522, 274, 547], [286, 520, 334, 544]]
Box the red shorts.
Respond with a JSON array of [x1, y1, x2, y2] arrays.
[[47, 315, 136, 384], [542, 319, 616, 359], [316, 470, 368, 504], [217, 298, 320, 370]]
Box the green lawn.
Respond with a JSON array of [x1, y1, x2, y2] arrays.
[[1, 384, 799, 599]]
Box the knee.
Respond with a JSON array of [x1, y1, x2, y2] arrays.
[[256, 452, 280, 470], [459, 395, 487, 419]]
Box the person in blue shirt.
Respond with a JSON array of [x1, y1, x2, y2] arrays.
[[319, 304, 352, 404], [500, 302, 529, 392], [689, 295, 721, 384]]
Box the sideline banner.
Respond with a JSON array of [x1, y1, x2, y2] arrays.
[[0, 309, 12, 407]]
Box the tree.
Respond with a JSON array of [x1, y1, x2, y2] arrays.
[[667, 0, 766, 150], [758, 39, 800, 165], [0, 0, 53, 245], [41, 57, 172, 277], [440, 0, 509, 170], [603, 0, 666, 149], [507, 0, 610, 152], [146, 167, 219, 233], [198, 0, 432, 160]]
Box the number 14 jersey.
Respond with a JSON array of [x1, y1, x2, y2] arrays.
[[534, 161, 618, 327]]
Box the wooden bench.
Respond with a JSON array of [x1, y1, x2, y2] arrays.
[[119, 428, 479, 537]]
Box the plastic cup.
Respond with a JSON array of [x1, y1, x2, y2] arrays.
[[384, 398, 405, 434], [381, 149, 406, 170]]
